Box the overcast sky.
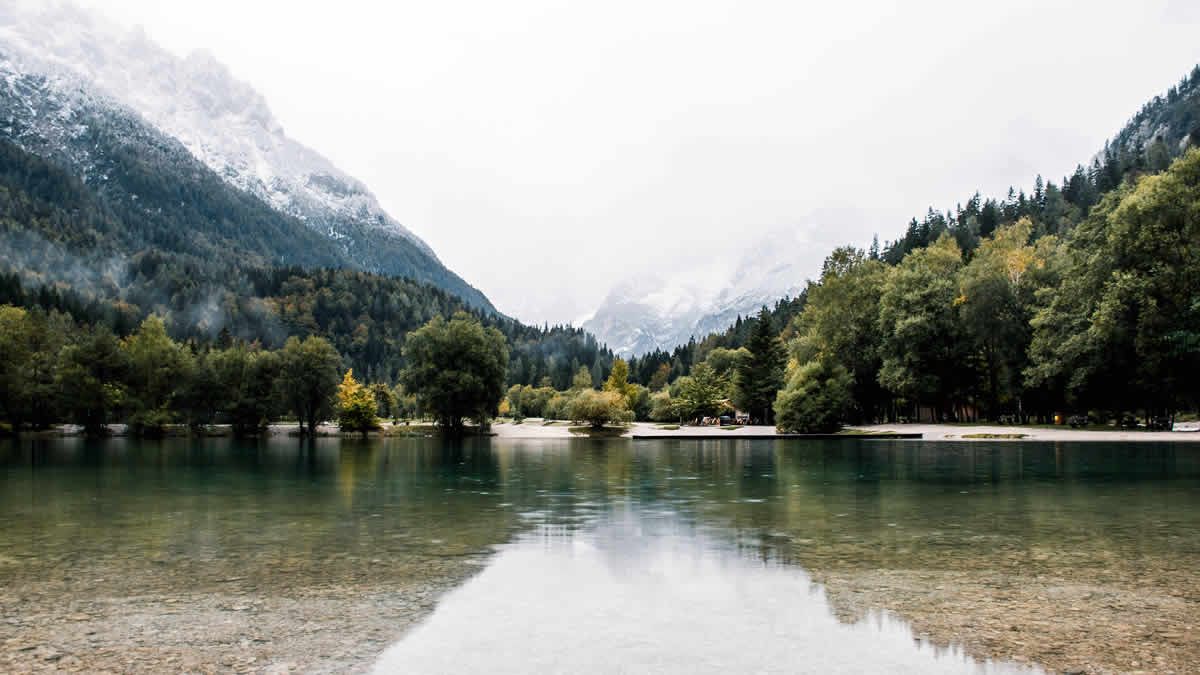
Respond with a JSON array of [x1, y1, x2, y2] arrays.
[[77, 0, 1200, 324]]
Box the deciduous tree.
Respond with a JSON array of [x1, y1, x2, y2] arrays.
[[400, 313, 509, 433]]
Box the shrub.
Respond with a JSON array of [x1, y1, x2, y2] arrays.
[[774, 359, 853, 434], [568, 390, 628, 428]]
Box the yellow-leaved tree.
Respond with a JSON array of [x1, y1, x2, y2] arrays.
[[336, 369, 379, 435]]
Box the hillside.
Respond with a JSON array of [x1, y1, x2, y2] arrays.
[[623, 64, 1200, 392], [0, 1, 495, 312]]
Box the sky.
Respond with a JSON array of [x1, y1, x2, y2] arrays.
[[75, 0, 1200, 325]]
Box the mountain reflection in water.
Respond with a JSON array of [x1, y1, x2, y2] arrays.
[[374, 507, 1039, 674]]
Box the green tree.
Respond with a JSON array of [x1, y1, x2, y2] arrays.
[[179, 348, 225, 429], [703, 347, 750, 379], [57, 324, 127, 435], [544, 392, 571, 420], [1028, 150, 1200, 417], [733, 308, 786, 424], [648, 362, 671, 392], [774, 359, 854, 433], [369, 382, 397, 419], [648, 389, 675, 422], [877, 235, 967, 420], [603, 357, 637, 408], [0, 306, 33, 430], [568, 389, 628, 428], [122, 315, 190, 435], [336, 369, 379, 435], [400, 313, 509, 433], [956, 218, 1053, 419], [791, 247, 888, 423], [675, 362, 728, 420], [279, 335, 343, 435], [506, 383, 526, 420], [572, 365, 594, 391], [628, 383, 651, 421], [214, 343, 282, 436]]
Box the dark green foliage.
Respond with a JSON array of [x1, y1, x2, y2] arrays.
[[279, 336, 343, 436], [877, 236, 969, 420], [882, 65, 1200, 264], [122, 316, 190, 436], [215, 344, 283, 435], [672, 362, 728, 421], [399, 313, 509, 433], [774, 359, 853, 434], [626, 294, 806, 386], [733, 308, 786, 424], [0, 136, 612, 388], [1027, 149, 1200, 416], [0, 74, 495, 312], [56, 323, 128, 434]]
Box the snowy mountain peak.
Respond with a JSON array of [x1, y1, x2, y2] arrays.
[[583, 226, 821, 356], [0, 0, 437, 259]]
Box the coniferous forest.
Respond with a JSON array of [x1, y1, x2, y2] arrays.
[[0, 66, 1198, 434]]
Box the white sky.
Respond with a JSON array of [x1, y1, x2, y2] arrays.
[[77, 0, 1200, 324]]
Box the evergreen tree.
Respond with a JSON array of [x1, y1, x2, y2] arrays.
[[733, 308, 786, 424]]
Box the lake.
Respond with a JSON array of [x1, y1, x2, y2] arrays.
[[2, 437, 1198, 673]]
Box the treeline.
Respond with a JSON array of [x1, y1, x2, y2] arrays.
[[883, 64, 1200, 264], [623, 295, 807, 387], [0, 135, 616, 392], [780, 149, 1199, 429], [0, 309, 329, 435], [608, 148, 1200, 432], [502, 314, 787, 428], [616, 67, 1200, 430], [0, 302, 521, 436]]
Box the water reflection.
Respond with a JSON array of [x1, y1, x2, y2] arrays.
[[1, 436, 1197, 672], [374, 510, 1040, 674]]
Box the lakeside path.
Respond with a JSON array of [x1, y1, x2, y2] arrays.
[[492, 419, 1200, 441]]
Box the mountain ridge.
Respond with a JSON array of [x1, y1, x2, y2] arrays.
[[0, 0, 496, 311]]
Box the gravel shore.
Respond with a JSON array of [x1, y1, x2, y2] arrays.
[[0, 550, 487, 674], [492, 419, 1200, 442]]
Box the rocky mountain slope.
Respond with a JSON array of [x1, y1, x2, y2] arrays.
[[0, 0, 495, 311], [583, 229, 814, 356]]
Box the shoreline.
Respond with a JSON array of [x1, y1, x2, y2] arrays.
[[491, 420, 1200, 442], [13, 420, 1200, 442]]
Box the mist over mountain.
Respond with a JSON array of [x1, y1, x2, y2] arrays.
[[0, 0, 494, 311], [587, 62, 1200, 358], [583, 227, 822, 357]]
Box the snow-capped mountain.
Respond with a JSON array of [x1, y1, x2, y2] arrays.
[[0, 0, 494, 311], [583, 228, 823, 356]]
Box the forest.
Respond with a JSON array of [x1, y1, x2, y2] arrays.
[[619, 66, 1200, 429], [0, 66, 1197, 434]]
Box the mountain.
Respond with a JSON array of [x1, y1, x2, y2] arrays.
[[583, 229, 816, 357], [0, 0, 495, 312], [589, 64, 1200, 358]]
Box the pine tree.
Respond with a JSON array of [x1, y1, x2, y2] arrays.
[[732, 308, 786, 424]]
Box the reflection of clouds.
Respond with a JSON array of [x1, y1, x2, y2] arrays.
[[374, 509, 1040, 675]]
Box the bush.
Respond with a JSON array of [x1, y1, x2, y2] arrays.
[[543, 393, 572, 421], [648, 390, 675, 422], [568, 390, 628, 428], [774, 359, 853, 434]]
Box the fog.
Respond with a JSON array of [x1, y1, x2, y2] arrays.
[[78, 0, 1200, 324]]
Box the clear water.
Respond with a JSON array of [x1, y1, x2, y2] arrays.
[[3, 437, 1198, 672]]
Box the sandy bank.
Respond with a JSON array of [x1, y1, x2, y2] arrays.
[[491, 420, 1200, 442]]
